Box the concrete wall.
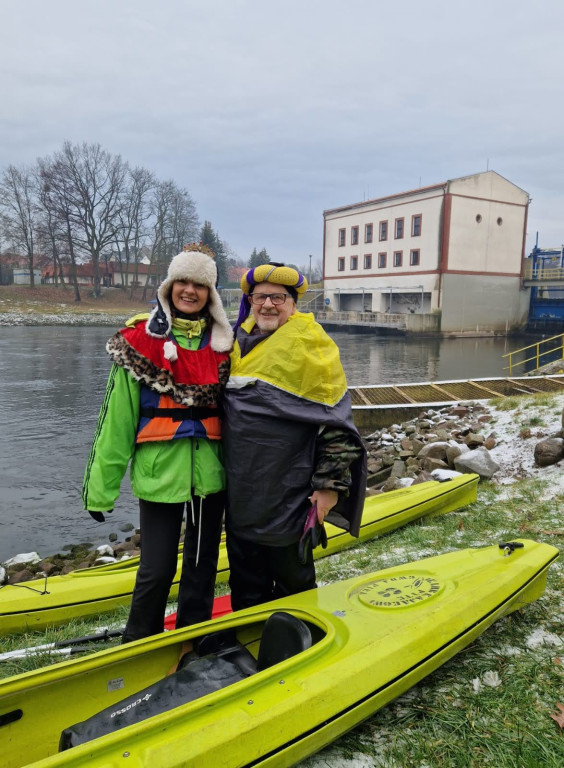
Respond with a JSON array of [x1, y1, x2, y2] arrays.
[[440, 273, 530, 333]]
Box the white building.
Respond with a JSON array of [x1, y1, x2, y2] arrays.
[[323, 171, 531, 333]]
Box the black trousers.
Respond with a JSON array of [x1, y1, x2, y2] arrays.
[[226, 533, 316, 612], [122, 492, 225, 643]]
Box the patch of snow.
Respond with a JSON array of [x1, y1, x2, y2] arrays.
[[525, 627, 563, 649]]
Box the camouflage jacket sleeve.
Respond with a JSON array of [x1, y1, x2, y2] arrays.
[[311, 426, 364, 496]]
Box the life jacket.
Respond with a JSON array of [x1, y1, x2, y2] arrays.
[[136, 387, 222, 443], [111, 322, 228, 444]]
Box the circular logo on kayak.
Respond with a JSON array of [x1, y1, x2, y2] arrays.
[[356, 573, 442, 609]]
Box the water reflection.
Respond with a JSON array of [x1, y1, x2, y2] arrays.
[[0, 326, 528, 560]]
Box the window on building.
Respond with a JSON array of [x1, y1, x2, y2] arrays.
[[378, 252, 387, 268], [365, 223, 373, 243], [393, 251, 403, 267], [410, 249, 420, 266], [363, 253, 372, 269], [350, 255, 358, 270], [351, 226, 359, 245], [411, 214, 422, 237], [395, 218, 404, 239], [379, 221, 388, 241], [338, 228, 346, 246], [337, 257, 345, 271]]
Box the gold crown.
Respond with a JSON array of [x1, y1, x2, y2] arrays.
[[183, 242, 215, 259]]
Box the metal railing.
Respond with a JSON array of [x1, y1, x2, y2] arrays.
[[523, 265, 564, 282], [502, 333, 564, 375]]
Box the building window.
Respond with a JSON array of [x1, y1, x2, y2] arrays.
[[363, 253, 372, 269], [411, 214, 422, 237], [379, 221, 388, 241], [338, 228, 346, 246], [410, 249, 420, 266], [497, 217, 503, 226], [378, 252, 387, 268], [365, 223, 373, 243], [337, 257, 345, 271], [351, 226, 359, 245], [393, 251, 403, 267], [350, 255, 358, 270], [395, 218, 404, 239]]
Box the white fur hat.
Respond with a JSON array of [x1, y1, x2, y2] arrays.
[[146, 246, 233, 352]]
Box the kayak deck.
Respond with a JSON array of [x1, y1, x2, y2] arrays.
[[0, 538, 557, 768]]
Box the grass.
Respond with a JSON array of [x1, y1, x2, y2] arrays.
[[305, 477, 564, 768], [0, 284, 149, 317], [1, 477, 562, 767]]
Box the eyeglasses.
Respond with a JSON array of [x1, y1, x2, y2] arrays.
[[249, 293, 290, 306]]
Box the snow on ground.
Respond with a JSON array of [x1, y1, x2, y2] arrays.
[[485, 391, 564, 494]]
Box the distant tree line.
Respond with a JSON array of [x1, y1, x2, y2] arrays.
[[0, 141, 231, 300]]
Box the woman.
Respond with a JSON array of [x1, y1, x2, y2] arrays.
[[82, 245, 233, 642]]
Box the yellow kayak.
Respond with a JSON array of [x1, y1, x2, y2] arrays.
[[0, 538, 557, 768], [0, 474, 478, 634]]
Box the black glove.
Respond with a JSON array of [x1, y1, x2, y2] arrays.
[[298, 503, 328, 565], [87, 510, 112, 523]]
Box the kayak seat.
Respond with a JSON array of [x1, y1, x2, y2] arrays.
[[60, 637, 256, 751], [257, 611, 312, 671], [59, 614, 312, 751]]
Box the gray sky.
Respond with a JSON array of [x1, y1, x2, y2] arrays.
[[1, 0, 563, 265]]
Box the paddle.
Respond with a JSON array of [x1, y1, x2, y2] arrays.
[[0, 595, 233, 662]]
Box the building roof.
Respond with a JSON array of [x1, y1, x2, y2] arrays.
[[323, 170, 529, 217]]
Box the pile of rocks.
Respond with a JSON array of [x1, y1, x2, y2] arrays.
[[0, 531, 141, 586], [364, 402, 502, 493]]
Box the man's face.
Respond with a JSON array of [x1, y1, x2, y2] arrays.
[[249, 281, 296, 332]]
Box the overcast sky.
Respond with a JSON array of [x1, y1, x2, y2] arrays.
[[1, 0, 563, 266]]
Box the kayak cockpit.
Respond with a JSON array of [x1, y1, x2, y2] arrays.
[[60, 611, 322, 751]]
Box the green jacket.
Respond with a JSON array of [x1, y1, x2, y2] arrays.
[[82, 323, 226, 513]]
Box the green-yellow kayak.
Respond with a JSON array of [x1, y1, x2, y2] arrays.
[[0, 474, 478, 634], [0, 538, 557, 767]]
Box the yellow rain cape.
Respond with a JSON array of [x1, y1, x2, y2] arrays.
[[230, 312, 347, 406]]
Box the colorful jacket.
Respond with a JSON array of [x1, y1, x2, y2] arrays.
[[223, 311, 367, 546], [82, 318, 230, 513]]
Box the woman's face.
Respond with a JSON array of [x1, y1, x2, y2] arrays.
[[171, 280, 209, 316]]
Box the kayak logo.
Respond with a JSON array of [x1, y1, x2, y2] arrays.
[[110, 693, 152, 718], [356, 573, 442, 608]]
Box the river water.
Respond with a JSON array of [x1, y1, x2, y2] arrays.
[[0, 326, 525, 562]]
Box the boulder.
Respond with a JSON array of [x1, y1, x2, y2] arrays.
[[534, 437, 564, 467], [454, 447, 500, 479], [2, 552, 41, 568], [417, 441, 450, 461]]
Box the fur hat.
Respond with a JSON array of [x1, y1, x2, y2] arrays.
[[146, 245, 233, 352]]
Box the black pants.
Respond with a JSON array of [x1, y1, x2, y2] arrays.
[[122, 493, 225, 643], [226, 533, 316, 612]]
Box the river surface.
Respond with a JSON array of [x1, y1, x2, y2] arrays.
[[0, 326, 527, 562]]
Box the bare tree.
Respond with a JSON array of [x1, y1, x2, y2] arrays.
[[55, 142, 126, 296], [115, 166, 156, 296], [38, 156, 83, 302], [142, 180, 200, 300], [0, 165, 39, 286]]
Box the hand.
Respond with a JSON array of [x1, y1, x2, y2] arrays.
[[298, 503, 328, 565], [87, 510, 112, 523], [310, 489, 338, 524]]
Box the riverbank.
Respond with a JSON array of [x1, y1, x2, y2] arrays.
[[0, 284, 148, 325]]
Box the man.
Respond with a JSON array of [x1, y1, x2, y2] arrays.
[[223, 263, 367, 610]]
